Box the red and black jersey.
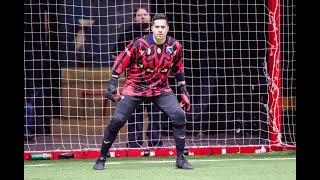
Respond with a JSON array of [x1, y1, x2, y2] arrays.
[[112, 34, 185, 97]]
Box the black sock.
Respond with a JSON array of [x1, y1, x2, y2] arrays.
[[173, 124, 186, 158], [99, 126, 118, 158]]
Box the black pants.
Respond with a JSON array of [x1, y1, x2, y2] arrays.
[[101, 91, 187, 158], [127, 102, 163, 147], [112, 91, 186, 143]]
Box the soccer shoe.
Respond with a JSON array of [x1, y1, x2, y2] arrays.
[[93, 157, 106, 170], [175, 154, 193, 170]]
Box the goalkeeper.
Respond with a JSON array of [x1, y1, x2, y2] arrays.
[[93, 14, 193, 170]]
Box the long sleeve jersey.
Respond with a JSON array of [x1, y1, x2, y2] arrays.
[[112, 33, 185, 97]]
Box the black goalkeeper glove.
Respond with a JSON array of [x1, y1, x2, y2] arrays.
[[178, 84, 191, 111], [105, 76, 121, 102]]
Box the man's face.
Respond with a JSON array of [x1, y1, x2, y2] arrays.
[[134, 9, 151, 23], [151, 19, 169, 41]]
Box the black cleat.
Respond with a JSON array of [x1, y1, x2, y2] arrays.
[[175, 154, 193, 170], [93, 157, 106, 170]]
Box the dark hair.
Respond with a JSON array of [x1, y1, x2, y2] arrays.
[[133, 5, 149, 17], [151, 14, 169, 26]]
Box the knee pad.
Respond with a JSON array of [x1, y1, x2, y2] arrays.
[[109, 113, 127, 132], [171, 108, 186, 126]]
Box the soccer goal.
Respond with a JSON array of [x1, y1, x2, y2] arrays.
[[24, 0, 296, 159]]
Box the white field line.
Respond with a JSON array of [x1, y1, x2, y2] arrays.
[[24, 157, 295, 167], [24, 164, 53, 167], [104, 157, 296, 165]]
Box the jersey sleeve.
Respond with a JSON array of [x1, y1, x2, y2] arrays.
[[112, 39, 137, 75], [170, 41, 185, 82]]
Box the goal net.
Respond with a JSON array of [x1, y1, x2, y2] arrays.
[[24, 0, 296, 156]]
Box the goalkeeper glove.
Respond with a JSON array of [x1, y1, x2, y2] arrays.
[[178, 84, 191, 111], [105, 76, 121, 102]]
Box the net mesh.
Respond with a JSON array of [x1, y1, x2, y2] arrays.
[[24, 0, 296, 152]]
